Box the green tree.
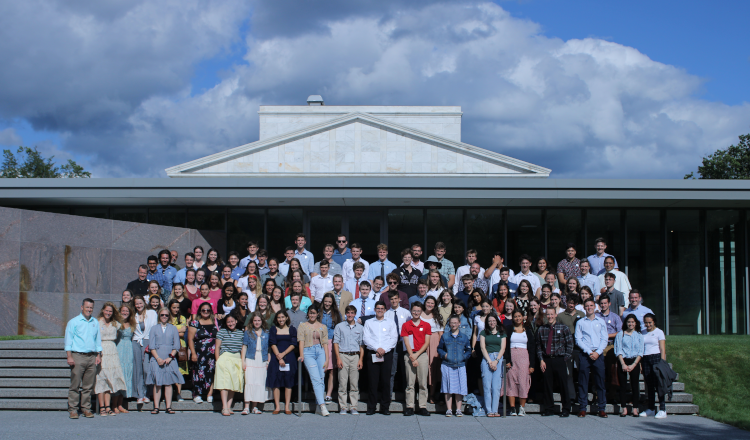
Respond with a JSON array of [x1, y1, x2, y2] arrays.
[[685, 134, 750, 179], [1, 146, 91, 178]]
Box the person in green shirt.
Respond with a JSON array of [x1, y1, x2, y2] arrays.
[[479, 313, 506, 417]]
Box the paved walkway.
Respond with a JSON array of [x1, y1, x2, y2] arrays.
[[0, 411, 746, 439]]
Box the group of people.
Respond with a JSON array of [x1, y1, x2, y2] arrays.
[[65, 234, 673, 420]]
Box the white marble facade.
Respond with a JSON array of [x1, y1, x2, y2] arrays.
[[192, 121, 521, 175]]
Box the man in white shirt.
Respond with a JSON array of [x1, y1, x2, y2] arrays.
[[453, 249, 485, 294], [484, 252, 515, 289], [511, 254, 541, 295], [342, 243, 369, 283], [597, 256, 631, 302], [577, 259, 600, 298], [278, 247, 295, 277], [363, 301, 398, 415], [587, 238, 619, 276], [293, 233, 315, 276], [311, 244, 343, 278], [310, 260, 334, 305], [384, 290, 411, 398], [369, 243, 397, 281], [410, 244, 424, 272]]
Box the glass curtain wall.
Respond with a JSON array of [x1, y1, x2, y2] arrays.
[[666, 210, 703, 335], [626, 210, 665, 326], [266, 209, 303, 261], [707, 210, 746, 334], [587, 210, 622, 266], [506, 209, 544, 273], [388, 209, 423, 258], [228, 209, 265, 260], [426, 209, 464, 267], [466, 209, 504, 268], [188, 209, 227, 259], [349, 212, 382, 263], [547, 210, 583, 273]]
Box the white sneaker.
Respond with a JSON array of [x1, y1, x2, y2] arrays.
[[206, 396, 213, 403], [640, 409, 654, 417], [518, 407, 526, 417], [350, 409, 359, 415], [655, 410, 667, 419], [340, 408, 348, 415], [318, 405, 330, 416], [193, 396, 203, 404], [509, 409, 517, 416], [456, 410, 463, 417], [142, 397, 150, 403]]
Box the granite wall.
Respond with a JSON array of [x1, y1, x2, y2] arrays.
[[0, 207, 210, 336]]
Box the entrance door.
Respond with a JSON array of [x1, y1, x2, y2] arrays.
[[307, 210, 384, 264]]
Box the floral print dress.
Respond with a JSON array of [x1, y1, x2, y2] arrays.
[[189, 320, 217, 396]]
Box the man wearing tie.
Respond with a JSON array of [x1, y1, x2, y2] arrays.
[[349, 281, 376, 324], [369, 243, 397, 281], [536, 307, 574, 417], [384, 291, 411, 399], [363, 301, 398, 415], [345, 262, 366, 299]]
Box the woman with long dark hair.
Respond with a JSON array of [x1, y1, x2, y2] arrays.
[[422, 296, 444, 403], [204, 248, 224, 274], [241, 312, 271, 414], [615, 314, 644, 417], [479, 313, 505, 417], [188, 303, 217, 404], [267, 310, 298, 414], [320, 293, 342, 401], [504, 309, 536, 416]]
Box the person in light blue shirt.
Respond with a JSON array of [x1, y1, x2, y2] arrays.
[[239, 241, 260, 270], [173, 252, 195, 285], [369, 243, 398, 281], [64, 298, 102, 418], [613, 314, 644, 416], [257, 250, 270, 276], [349, 281, 376, 322], [577, 259, 600, 297], [621, 290, 653, 334], [152, 250, 177, 303], [575, 297, 608, 417], [293, 233, 315, 275], [587, 238, 618, 276], [332, 234, 352, 267]]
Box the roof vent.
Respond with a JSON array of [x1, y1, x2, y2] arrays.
[[307, 95, 324, 106]]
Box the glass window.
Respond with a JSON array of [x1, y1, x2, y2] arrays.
[[149, 208, 186, 228], [388, 209, 424, 259], [309, 212, 343, 259], [586, 210, 622, 265], [466, 209, 503, 268], [187, 209, 227, 259], [667, 210, 703, 335], [72, 208, 108, 219], [506, 209, 543, 273], [547, 209, 583, 275], [426, 209, 464, 266], [111, 208, 147, 224], [267, 209, 303, 261], [707, 210, 746, 334], [349, 212, 382, 264], [228, 209, 265, 257], [627, 210, 664, 326]]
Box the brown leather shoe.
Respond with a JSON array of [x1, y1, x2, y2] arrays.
[[577, 411, 586, 418], [69, 411, 79, 419], [598, 411, 608, 418], [284, 409, 292, 415], [82, 410, 95, 418]]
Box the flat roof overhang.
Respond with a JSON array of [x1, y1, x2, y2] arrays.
[[1, 177, 749, 208]]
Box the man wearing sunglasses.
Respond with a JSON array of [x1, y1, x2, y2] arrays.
[[332, 234, 352, 267], [384, 273, 410, 309]]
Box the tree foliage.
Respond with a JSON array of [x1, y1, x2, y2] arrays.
[[1, 147, 91, 178], [685, 134, 750, 179]]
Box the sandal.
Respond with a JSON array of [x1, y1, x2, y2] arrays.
[[106, 406, 116, 416], [241, 408, 250, 415], [99, 407, 108, 417], [252, 407, 262, 414], [221, 409, 232, 416], [151, 408, 160, 415], [166, 408, 175, 414]]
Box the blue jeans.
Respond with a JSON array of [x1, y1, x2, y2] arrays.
[[303, 344, 326, 405], [480, 352, 504, 414]]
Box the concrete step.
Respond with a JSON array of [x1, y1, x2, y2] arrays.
[[549, 392, 692, 403], [0, 399, 68, 410], [0, 359, 69, 368], [0, 369, 70, 378], [0, 350, 67, 359], [0, 340, 65, 350], [0, 388, 68, 398], [0, 378, 70, 388]]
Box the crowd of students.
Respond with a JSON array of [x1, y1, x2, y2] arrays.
[[64, 234, 673, 420]]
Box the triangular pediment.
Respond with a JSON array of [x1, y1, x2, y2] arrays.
[[165, 112, 550, 177]]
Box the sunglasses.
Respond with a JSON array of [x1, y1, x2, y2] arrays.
[[388, 281, 398, 285], [200, 309, 211, 313], [159, 314, 169, 317], [336, 240, 346, 243]]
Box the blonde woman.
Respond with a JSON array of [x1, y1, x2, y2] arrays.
[[132, 295, 157, 404], [95, 302, 127, 416], [241, 312, 271, 415], [112, 304, 135, 414], [146, 307, 184, 414], [215, 314, 245, 416]]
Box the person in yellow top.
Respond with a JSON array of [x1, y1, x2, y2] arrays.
[[167, 299, 188, 402]]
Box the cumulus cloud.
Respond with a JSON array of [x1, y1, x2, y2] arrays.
[[0, 1, 748, 178], [0, 128, 22, 147]]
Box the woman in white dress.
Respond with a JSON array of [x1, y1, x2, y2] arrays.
[[132, 295, 157, 404], [95, 302, 127, 416], [241, 312, 271, 414]]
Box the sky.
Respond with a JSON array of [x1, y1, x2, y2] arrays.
[[0, 0, 748, 179]]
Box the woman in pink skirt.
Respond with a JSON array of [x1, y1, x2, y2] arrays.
[[503, 309, 536, 416], [421, 296, 444, 403]]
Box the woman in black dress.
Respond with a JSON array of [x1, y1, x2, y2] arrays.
[[266, 310, 297, 414]]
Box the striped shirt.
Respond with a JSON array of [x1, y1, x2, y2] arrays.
[[217, 328, 244, 355]]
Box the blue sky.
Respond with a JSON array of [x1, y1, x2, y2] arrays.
[[0, 0, 748, 178]]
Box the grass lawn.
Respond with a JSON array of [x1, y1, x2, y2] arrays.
[[668, 335, 750, 430], [0, 335, 60, 341]]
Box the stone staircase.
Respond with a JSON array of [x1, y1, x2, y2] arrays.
[[0, 339, 699, 414]]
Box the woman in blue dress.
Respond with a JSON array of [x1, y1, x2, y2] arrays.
[[266, 310, 298, 414], [146, 307, 184, 414], [112, 303, 135, 413]]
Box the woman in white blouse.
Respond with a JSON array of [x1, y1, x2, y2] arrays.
[[132, 295, 157, 404]]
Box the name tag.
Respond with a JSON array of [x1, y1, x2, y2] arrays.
[[419, 328, 423, 331], [557, 330, 560, 334], [608, 320, 611, 324], [382, 328, 386, 332]]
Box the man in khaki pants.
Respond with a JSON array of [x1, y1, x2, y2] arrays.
[[64, 298, 102, 419], [333, 305, 364, 415], [401, 302, 432, 416]]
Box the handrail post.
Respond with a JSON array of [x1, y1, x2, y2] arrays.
[[297, 362, 302, 417], [502, 362, 507, 419]]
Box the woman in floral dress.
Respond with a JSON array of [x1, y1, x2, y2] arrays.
[[188, 302, 217, 403]]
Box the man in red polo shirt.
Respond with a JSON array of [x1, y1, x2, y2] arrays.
[[401, 302, 432, 416]]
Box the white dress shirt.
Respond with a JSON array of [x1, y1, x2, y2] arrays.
[[310, 274, 334, 302], [411, 260, 425, 272], [511, 271, 541, 294], [453, 264, 485, 293], [384, 307, 411, 338], [342, 258, 370, 283], [363, 317, 398, 352]]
